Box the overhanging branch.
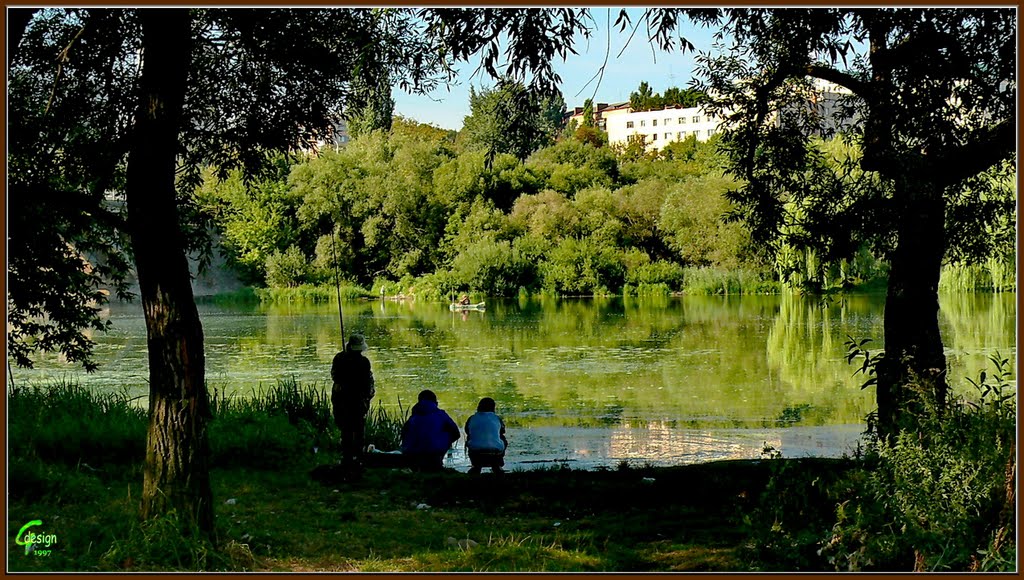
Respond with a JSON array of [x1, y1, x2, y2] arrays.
[[805, 64, 869, 98], [932, 119, 1016, 186]]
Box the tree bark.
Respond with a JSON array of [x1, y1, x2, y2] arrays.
[[126, 9, 214, 536], [875, 176, 949, 439], [861, 13, 950, 439]]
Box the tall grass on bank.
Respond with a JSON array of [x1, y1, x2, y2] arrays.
[[10, 378, 408, 472], [8, 381, 148, 467], [210, 378, 407, 467], [243, 261, 1014, 304], [254, 283, 371, 304], [621, 282, 673, 297], [365, 400, 409, 450], [681, 268, 782, 295], [8, 380, 409, 571]]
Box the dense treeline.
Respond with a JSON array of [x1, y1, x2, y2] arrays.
[[195, 114, 1013, 301], [629, 81, 706, 111]]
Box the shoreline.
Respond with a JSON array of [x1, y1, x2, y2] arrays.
[[438, 424, 868, 472]]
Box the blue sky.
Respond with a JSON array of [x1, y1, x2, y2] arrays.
[[392, 9, 721, 131]]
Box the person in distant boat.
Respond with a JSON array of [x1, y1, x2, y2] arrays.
[[400, 390, 461, 471], [458, 293, 471, 306], [331, 333, 375, 469], [464, 397, 508, 474]]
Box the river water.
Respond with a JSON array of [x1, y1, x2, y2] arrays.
[[15, 293, 1016, 470]]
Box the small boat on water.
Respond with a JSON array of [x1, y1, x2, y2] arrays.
[[449, 301, 486, 312]]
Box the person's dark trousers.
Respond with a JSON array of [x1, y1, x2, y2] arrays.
[[405, 452, 446, 471], [339, 414, 366, 465], [468, 449, 505, 473]]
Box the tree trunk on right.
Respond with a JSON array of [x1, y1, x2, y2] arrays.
[[875, 176, 949, 439]]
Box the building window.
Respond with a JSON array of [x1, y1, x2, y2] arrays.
[[692, 115, 701, 123], [677, 132, 682, 140], [652, 133, 658, 141], [665, 133, 671, 140], [626, 121, 634, 128], [640, 120, 646, 127], [665, 118, 671, 126], [652, 119, 658, 126], [678, 117, 686, 124], [707, 129, 715, 136]]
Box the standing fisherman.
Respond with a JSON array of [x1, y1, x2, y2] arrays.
[[331, 333, 375, 471]]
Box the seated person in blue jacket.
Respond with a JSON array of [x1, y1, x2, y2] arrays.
[[464, 397, 508, 474], [400, 390, 461, 470]]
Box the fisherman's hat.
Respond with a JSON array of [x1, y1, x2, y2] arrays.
[[347, 333, 368, 351]]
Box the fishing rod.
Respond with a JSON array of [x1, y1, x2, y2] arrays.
[[330, 225, 345, 345]]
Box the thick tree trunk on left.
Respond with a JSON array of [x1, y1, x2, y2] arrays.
[[126, 9, 213, 536]]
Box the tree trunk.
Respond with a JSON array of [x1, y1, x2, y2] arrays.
[[875, 177, 949, 439], [126, 9, 214, 536]]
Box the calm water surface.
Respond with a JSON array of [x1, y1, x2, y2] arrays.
[[18, 293, 1016, 470]]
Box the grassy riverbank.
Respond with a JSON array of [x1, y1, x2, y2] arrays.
[[8, 380, 1015, 572]]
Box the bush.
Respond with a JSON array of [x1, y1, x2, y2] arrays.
[[623, 282, 672, 297], [265, 245, 311, 288], [741, 448, 853, 571], [385, 271, 456, 302], [539, 238, 624, 296], [819, 354, 1016, 571], [626, 259, 685, 289], [450, 238, 539, 296]]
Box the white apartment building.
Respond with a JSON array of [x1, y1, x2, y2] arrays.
[[594, 78, 855, 152], [605, 106, 719, 150]]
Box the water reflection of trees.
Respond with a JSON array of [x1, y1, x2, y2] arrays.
[[24, 295, 1012, 428], [203, 297, 887, 426], [765, 294, 880, 425], [939, 293, 1017, 391], [764, 292, 1017, 426]]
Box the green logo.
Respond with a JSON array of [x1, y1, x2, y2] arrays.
[[15, 520, 58, 556]]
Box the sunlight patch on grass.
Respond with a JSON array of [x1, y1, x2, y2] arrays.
[[641, 543, 741, 571], [350, 534, 604, 572]]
